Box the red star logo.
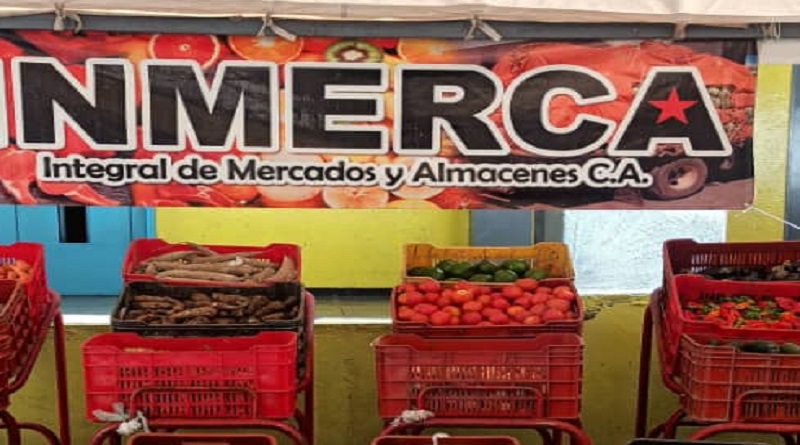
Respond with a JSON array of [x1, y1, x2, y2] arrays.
[[648, 88, 697, 124]]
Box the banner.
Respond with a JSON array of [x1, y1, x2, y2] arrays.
[[0, 32, 755, 209]]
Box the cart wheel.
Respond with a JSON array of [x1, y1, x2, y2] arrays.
[[647, 158, 708, 200]]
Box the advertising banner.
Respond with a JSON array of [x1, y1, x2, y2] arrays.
[[0, 32, 755, 209]]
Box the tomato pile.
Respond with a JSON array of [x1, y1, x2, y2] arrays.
[[682, 295, 800, 330], [394, 278, 580, 327]]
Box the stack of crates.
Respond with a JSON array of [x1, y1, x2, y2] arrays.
[[373, 243, 585, 424], [0, 242, 55, 409], [81, 239, 307, 423], [659, 239, 800, 424]]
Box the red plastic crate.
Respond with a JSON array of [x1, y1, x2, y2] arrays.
[[664, 239, 800, 280], [82, 332, 298, 421], [122, 238, 301, 285], [391, 280, 583, 338], [372, 437, 521, 445], [677, 333, 800, 423], [0, 242, 48, 315], [129, 434, 277, 445], [0, 281, 55, 394], [661, 275, 800, 374], [373, 333, 583, 420]]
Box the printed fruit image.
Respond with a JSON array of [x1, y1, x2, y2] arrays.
[[324, 40, 384, 63], [148, 34, 221, 69], [228, 36, 304, 63], [390, 158, 443, 200], [322, 187, 390, 209], [385, 199, 441, 209], [211, 184, 260, 204], [430, 188, 485, 209], [407, 258, 551, 283], [397, 39, 459, 64], [393, 279, 581, 328], [257, 153, 324, 208]]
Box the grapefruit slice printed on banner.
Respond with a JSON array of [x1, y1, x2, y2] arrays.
[[148, 34, 222, 69], [322, 187, 390, 209], [228, 36, 304, 63], [397, 39, 459, 64]]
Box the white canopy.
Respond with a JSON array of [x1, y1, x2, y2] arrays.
[[2, 0, 800, 24]]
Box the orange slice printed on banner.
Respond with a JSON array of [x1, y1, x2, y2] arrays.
[[148, 34, 222, 69], [322, 187, 390, 209], [397, 39, 459, 64], [228, 36, 304, 63]]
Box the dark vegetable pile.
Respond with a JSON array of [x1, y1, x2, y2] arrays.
[[116, 283, 302, 326], [690, 260, 800, 281]]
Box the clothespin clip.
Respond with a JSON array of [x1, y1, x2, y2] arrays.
[[257, 14, 297, 41], [465, 15, 502, 42], [670, 22, 687, 42], [53, 2, 83, 33]]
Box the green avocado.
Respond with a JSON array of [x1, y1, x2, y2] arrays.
[[525, 268, 549, 280], [476, 259, 499, 274], [436, 259, 458, 273], [493, 269, 519, 283], [448, 262, 476, 279], [407, 266, 445, 280], [780, 343, 800, 354], [738, 341, 779, 354], [468, 273, 494, 282], [502, 259, 529, 275]]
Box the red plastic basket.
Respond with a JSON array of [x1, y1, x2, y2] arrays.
[[664, 238, 800, 279], [677, 333, 800, 423], [372, 437, 521, 445], [129, 434, 277, 445], [661, 275, 800, 374], [373, 333, 583, 420], [391, 280, 583, 338], [0, 242, 48, 315], [82, 332, 298, 421], [122, 238, 301, 285]]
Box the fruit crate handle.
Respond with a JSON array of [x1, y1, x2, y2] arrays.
[[416, 385, 544, 415], [128, 387, 258, 419], [732, 389, 800, 422]]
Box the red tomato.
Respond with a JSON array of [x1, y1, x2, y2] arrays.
[[430, 311, 452, 326], [482, 307, 502, 318], [546, 298, 571, 312], [515, 296, 533, 309], [436, 295, 452, 308], [502, 285, 524, 299], [397, 306, 415, 320], [476, 294, 493, 306], [537, 286, 553, 294], [543, 308, 566, 321], [489, 313, 510, 325], [515, 278, 539, 291], [405, 292, 425, 306], [414, 303, 438, 316], [452, 289, 474, 304], [443, 306, 461, 317], [523, 315, 542, 325], [410, 313, 429, 323], [417, 279, 442, 293], [398, 283, 418, 293], [461, 312, 483, 325], [463, 301, 483, 313], [424, 292, 440, 303], [531, 293, 549, 305], [530, 304, 546, 316], [492, 298, 511, 310], [512, 310, 530, 322], [507, 306, 526, 317]]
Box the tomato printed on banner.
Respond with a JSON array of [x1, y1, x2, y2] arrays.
[[0, 32, 756, 209]]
